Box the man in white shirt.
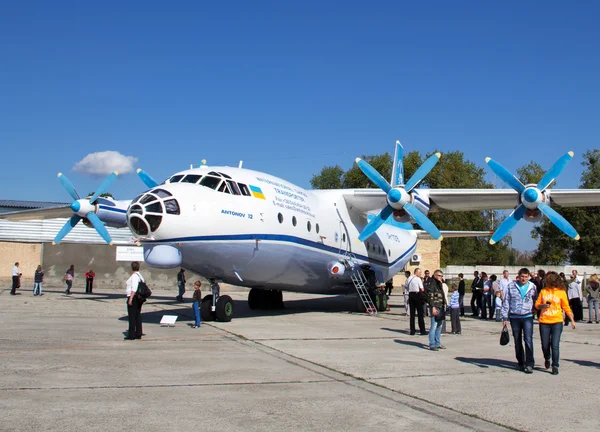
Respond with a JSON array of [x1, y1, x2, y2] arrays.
[[498, 270, 511, 298], [10, 262, 22, 295], [125, 261, 145, 340], [407, 268, 427, 336]]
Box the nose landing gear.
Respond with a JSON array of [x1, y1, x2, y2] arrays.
[[200, 279, 234, 322]]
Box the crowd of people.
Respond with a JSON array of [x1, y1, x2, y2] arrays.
[[400, 266, 597, 374]]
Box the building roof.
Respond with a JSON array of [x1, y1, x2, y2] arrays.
[[0, 200, 69, 209]]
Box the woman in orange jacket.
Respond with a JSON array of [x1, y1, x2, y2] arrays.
[[535, 271, 576, 375]]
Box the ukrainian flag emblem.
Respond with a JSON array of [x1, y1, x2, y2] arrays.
[[249, 185, 266, 199]]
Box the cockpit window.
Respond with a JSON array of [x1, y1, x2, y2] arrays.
[[181, 174, 202, 184], [208, 171, 222, 177], [169, 175, 184, 183], [200, 176, 221, 190], [226, 180, 241, 195], [146, 202, 163, 213], [145, 215, 162, 232], [220, 172, 232, 179], [140, 194, 156, 205], [164, 199, 180, 215], [238, 183, 251, 196], [152, 189, 172, 198], [218, 182, 230, 194]]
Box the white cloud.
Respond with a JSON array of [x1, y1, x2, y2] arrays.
[[73, 151, 138, 176]]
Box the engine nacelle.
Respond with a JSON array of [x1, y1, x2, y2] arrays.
[[328, 261, 346, 277], [523, 208, 543, 223], [391, 190, 430, 223], [144, 244, 182, 268]]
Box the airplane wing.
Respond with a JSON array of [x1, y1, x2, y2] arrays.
[[0, 206, 73, 221], [341, 188, 600, 213], [417, 230, 493, 240]]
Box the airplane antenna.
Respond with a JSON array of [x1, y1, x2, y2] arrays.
[[238, 160, 243, 168]]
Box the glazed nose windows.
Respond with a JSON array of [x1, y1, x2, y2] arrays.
[[127, 189, 180, 236]]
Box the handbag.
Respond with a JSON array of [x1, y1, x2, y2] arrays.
[[434, 307, 446, 322], [500, 324, 510, 346]]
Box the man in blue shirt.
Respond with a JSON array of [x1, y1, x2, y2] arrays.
[[502, 267, 537, 373]]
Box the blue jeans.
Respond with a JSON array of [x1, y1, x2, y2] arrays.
[[193, 301, 201, 326], [539, 322, 563, 368], [65, 280, 72, 293], [588, 298, 599, 322], [510, 317, 534, 367], [429, 308, 443, 348], [33, 282, 43, 295]]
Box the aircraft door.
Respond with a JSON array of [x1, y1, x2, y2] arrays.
[[336, 208, 351, 255]]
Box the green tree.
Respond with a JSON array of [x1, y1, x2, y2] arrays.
[[310, 166, 344, 189], [516, 161, 547, 185], [87, 192, 114, 199], [532, 150, 600, 265]]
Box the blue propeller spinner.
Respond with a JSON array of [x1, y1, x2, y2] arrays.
[[486, 151, 580, 245], [53, 172, 118, 245], [355, 141, 443, 242]]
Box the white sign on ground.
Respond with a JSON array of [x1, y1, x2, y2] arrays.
[[160, 315, 178, 326], [116, 246, 144, 262]]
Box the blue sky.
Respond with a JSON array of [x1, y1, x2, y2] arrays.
[[1, 1, 598, 251]]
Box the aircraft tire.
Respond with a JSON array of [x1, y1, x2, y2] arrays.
[[269, 290, 284, 309], [201, 295, 215, 321], [216, 295, 234, 322], [248, 288, 262, 310], [356, 296, 367, 313]]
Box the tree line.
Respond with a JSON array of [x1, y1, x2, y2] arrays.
[[310, 149, 600, 266]]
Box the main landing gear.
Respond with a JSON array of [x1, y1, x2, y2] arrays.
[[248, 288, 284, 310], [200, 279, 234, 322]]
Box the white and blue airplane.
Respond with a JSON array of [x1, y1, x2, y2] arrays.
[[3, 142, 600, 321]]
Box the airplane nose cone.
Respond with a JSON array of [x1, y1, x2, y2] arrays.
[[70, 201, 81, 212]]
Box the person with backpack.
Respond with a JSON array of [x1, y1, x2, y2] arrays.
[[125, 261, 145, 340]]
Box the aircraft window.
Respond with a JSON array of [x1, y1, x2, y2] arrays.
[[307, 221, 311, 232], [278, 213, 283, 224], [238, 183, 251, 196], [140, 194, 156, 205], [218, 182, 231, 194], [130, 216, 149, 236], [316, 223, 320, 234], [145, 215, 162, 232], [129, 204, 143, 215], [226, 180, 241, 195], [200, 176, 221, 190], [164, 199, 180, 215], [170, 175, 184, 183], [146, 202, 163, 213], [388, 249, 391, 257], [132, 195, 142, 204], [292, 216, 297, 227], [378, 245, 382, 254], [342, 233, 346, 242], [219, 172, 232, 179], [152, 189, 172, 198], [208, 171, 222, 177], [181, 174, 202, 184], [366, 241, 369, 250]]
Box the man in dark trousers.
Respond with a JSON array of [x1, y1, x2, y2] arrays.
[[458, 273, 466, 316], [471, 270, 481, 317], [11, 262, 22, 295], [407, 268, 427, 335], [125, 261, 145, 340], [176, 268, 186, 302]]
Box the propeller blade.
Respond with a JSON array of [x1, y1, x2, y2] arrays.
[[403, 202, 443, 240], [58, 173, 80, 201], [405, 152, 441, 192], [355, 158, 391, 193], [358, 206, 394, 242], [89, 172, 118, 203], [538, 202, 580, 240], [391, 141, 404, 187], [485, 158, 525, 193], [86, 212, 113, 244], [490, 204, 527, 245], [537, 151, 574, 191], [136, 168, 159, 188], [53, 214, 82, 244]]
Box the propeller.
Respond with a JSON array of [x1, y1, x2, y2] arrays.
[[355, 141, 443, 241], [136, 168, 159, 189], [53, 172, 118, 245], [486, 151, 580, 244]]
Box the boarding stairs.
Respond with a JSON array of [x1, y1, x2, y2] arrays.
[[350, 266, 377, 316]]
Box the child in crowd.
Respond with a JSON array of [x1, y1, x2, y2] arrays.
[[192, 280, 202, 328], [449, 284, 461, 334], [495, 290, 503, 322]]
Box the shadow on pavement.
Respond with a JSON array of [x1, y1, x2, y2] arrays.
[[454, 356, 516, 370], [563, 359, 600, 369], [394, 339, 429, 350]]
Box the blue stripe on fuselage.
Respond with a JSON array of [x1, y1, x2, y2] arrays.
[[144, 234, 416, 268], [98, 205, 128, 214]]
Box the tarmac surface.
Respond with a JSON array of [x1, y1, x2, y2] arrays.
[[1, 286, 600, 432]]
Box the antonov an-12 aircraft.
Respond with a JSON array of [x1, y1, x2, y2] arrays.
[[3, 142, 600, 321]]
